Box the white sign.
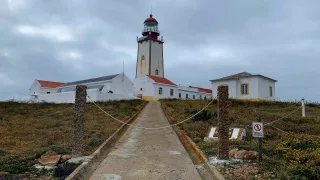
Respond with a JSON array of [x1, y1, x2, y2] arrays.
[[252, 122, 264, 138], [208, 127, 242, 139]]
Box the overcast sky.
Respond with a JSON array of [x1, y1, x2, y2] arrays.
[[0, 0, 319, 102]]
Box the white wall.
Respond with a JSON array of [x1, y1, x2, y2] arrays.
[[178, 86, 199, 100], [238, 76, 259, 99], [258, 77, 276, 100], [137, 41, 150, 76], [34, 89, 138, 103], [211, 80, 237, 98], [109, 74, 133, 94], [30, 80, 40, 95], [38, 87, 59, 95], [133, 75, 155, 97], [211, 76, 276, 100], [150, 41, 164, 77], [153, 83, 178, 99], [29, 80, 59, 96], [199, 92, 213, 99]]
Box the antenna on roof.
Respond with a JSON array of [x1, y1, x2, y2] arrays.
[[150, 5, 152, 14], [122, 61, 124, 82]]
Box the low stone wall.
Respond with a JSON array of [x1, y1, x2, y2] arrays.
[[34, 89, 139, 103]]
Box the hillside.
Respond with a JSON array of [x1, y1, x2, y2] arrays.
[[0, 100, 144, 178], [161, 99, 320, 179]]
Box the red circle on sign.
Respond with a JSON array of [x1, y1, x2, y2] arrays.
[[254, 124, 261, 131]]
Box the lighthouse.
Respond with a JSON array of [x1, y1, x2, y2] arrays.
[[136, 14, 164, 78]]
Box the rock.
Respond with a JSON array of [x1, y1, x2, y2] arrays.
[[60, 154, 72, 163], [34, 164, 56, 170], [229, 148, 238, 158], [234, 150, 258, 160], [38, 151, 61, 166], [0, 172, 10, 177], [203, 137, 218, 142], [67, 156, 93, 164]]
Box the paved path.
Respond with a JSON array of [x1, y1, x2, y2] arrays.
[[89, 101, 202, 180]]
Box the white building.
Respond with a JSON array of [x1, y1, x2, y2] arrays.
[[29, 14, 275, 103], [29, 80, 64, 96], [32, 73, 138, 103], [133, 74, 178, 100], [133, 74, 212, 101], [210, 72, 277, 100]]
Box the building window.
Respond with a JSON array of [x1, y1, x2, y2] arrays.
[[186, 94, 189, 99], [179, 93, 181, 98], [269, 86, 273, 97], [204, 96, 207, 100], [140, 88, 143, 91], [193, 95, 195, 99], [170, 89, 174, 96], [200, 95, 202, 99], [155, 69, 159, 75], [240, 83, 249, 95], [159, 87, 163, 95], [47, 92, 50, 94]]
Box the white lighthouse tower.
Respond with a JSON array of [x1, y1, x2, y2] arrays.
[[136, 14, 164, 78]]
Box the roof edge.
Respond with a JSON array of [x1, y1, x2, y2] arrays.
[[210, 74, 277, 82]]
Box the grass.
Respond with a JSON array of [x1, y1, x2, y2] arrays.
[[161, 99, 320, 180], [0, 100, 144, 177]]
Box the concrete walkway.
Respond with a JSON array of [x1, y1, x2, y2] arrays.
[[89, 101, 202, 180]]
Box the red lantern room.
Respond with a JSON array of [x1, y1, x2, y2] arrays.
[[142, 14, 160, 40]]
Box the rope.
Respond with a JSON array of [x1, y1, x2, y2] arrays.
[[253, 101, 301, 112], [268, 124, 292, 135], [87, 96, 215, 130], [264, 106, 302, 126]]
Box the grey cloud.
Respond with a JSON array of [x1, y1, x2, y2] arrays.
[[0, 0, 319, 102]]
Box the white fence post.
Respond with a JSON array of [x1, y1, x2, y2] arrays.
[[301, 98, 305, 118]]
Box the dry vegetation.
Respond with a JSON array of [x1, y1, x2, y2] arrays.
[[161, 99, 320, 179], [0, 100, 144, 177]]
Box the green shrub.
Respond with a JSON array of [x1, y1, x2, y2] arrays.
[[285, 141, 319, 150], [0, 156, 35, 174], [288, 165, 316, 180], [88, 138, 104, 148]]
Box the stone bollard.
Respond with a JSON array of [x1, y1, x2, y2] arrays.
[[217, 85, 229, 160], [72, 85, 87, 157]]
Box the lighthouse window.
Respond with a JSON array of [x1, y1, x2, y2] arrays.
[[141, 55, 145, 60], [155, 69, 159, 75]]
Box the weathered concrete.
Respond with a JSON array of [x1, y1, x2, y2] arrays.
[[89, 101, 202, 180]]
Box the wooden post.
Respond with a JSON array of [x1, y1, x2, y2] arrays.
[[257, 120, 262, 163], [217, 85, 229, 160], [301, 98, 305, 118], [258, 138, 262, 162], [72, 85, 87, 157]]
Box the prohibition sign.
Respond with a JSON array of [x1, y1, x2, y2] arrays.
[[254, 124, 262, 131]]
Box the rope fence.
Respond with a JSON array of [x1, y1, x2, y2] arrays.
[[88, 95, 215, 130]]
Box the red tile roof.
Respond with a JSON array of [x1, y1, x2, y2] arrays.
[[189, 86, 212, 94], [37, 80, 64, 88], [147, 75, 176, 86]]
